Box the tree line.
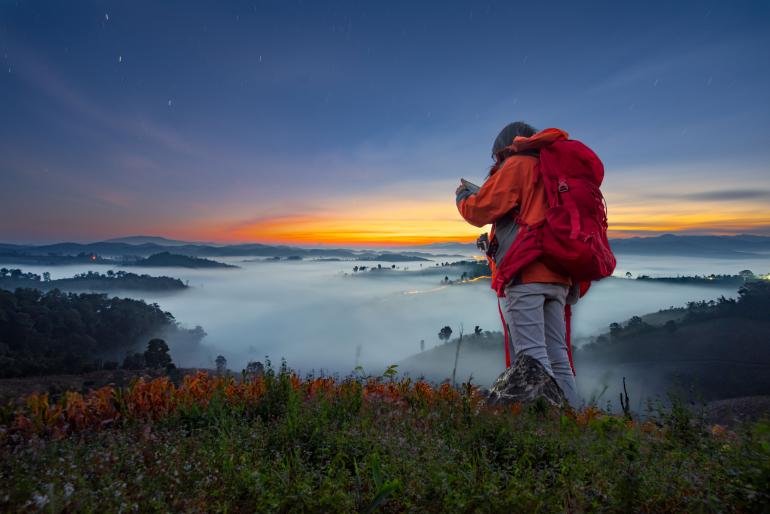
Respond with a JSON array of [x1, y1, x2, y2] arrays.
[[584, 280, 770, 349], [0, 268, 187, 292], [0, 288, 190, 377]]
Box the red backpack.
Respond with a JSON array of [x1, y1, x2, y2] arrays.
[[492, 138, 616, 294], [493, 138, 616, 371]]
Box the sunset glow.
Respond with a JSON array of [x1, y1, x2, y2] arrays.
[[187, 189, 770, 246]]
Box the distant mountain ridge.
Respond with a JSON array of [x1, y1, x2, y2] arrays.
[[0, 238, 440, 264], [102, 236, 216, 246], [609, 234, 770, 257], [1, 234, 768, 262]]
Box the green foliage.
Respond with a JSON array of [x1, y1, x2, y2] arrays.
[[1, 367, 769, 513], [0, 289, 191, 377], [382, 364, 398, 381]]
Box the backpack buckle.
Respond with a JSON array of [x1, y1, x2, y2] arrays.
[[558, 180, 569, 193]]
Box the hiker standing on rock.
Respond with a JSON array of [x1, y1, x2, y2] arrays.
[[455, 122, 615, 407]]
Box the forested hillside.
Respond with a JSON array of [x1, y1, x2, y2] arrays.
[[0, 289, 202, 377]]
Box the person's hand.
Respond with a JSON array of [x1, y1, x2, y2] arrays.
[[455, 183, 467, 195]]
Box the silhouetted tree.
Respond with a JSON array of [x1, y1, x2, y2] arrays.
[[215, 355, 227, 375], [245, 360, 264, 378], [122, 352, 146, 370], [737, 280, 770, 319], [451, 324, 464, 387], [438, 326, 452, 344], [144, 338, 172, 369], [165, 362, 181, 383], [474, 326, 482, 336]]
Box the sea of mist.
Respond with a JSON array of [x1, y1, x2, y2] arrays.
[[5, 251, 768, 386]]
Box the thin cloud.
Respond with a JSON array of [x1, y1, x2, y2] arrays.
[[660, 189, 770, 202], [11, 47, 199, 158], [682, 189, 770, 201]]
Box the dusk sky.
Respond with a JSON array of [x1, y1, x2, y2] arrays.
[[2, 0, 769, 245]]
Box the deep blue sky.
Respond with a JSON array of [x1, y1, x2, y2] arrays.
[[1, 0, 769, 243]]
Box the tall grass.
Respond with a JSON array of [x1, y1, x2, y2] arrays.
[[0, 363, 768, 512]]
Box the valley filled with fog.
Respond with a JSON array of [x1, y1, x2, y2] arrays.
[[7, 251, 767, 383]]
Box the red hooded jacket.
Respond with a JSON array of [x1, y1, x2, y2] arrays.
[[457, 128, 571, 287]]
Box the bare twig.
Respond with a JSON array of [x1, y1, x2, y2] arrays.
[[620, 377, 632, 420], [451, 324, 464, 387]]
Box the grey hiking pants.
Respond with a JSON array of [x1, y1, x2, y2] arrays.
[[500, 283, 579, 407]]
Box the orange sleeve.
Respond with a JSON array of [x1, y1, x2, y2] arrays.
[[457, 160, 524, 227]]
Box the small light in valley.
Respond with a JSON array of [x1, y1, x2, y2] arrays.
[[118, 55, 123, 63], [105, 13, 109, 21], [168, 99, 173, 107]]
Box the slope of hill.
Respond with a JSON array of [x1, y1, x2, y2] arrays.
[[129, 252, 237, 269], [399, 281, 770, 404]]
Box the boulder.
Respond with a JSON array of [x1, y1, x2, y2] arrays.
[[486, 354, 566, 408]]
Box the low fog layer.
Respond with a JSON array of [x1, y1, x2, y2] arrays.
[[6, 253, 764, 385]]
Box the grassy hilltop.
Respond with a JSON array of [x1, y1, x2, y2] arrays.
[[1, 366, 768, 513]]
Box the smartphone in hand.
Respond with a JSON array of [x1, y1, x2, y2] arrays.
[[460, 178, 480, 193]]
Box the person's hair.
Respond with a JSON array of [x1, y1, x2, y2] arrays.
[[488, 121, 537, 176]]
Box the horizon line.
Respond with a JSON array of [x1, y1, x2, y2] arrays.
[[2, 230, 770, 248]]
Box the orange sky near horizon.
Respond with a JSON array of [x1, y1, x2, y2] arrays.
[[185, 189, 770, 246]]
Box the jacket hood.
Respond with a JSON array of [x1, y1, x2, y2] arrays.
[[509, 128, 569, 153]]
